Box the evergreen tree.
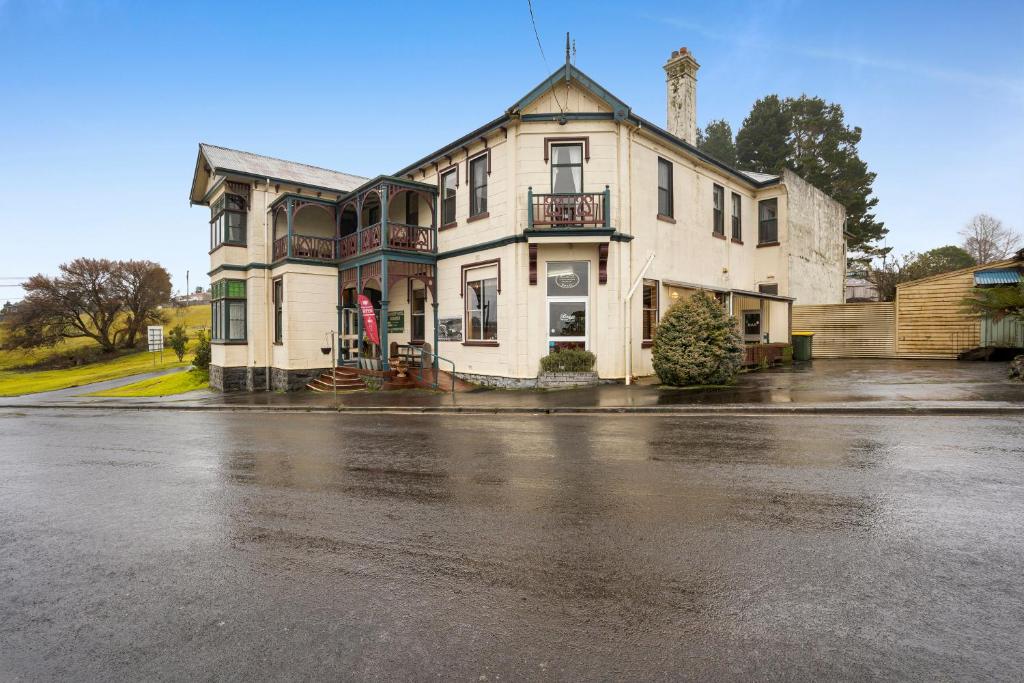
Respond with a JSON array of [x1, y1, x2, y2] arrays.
[[785, 95, 885, 257], [736, 94, 886, 257], [697, 119, 737, 167], [735, 95, 790, 174], [652, 293, 743, 386]]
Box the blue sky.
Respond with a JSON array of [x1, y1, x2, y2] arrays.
[[1, 0, 1021, 301]]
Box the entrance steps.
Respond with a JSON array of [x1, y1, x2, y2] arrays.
[[306, 366, 367, 392]]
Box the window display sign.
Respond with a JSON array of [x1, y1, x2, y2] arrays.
[[548, 302, 587, 337], [438, 317, 462, 342], [546, 261, 589, 297]]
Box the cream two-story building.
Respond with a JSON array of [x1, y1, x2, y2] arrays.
[[188, 48, 846, 391]]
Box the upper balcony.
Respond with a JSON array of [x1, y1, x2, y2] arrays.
[[527, 186, 610, 231], [269, 176, 438, 266]]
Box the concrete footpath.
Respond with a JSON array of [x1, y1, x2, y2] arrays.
[[2, 359, 1023, 415]]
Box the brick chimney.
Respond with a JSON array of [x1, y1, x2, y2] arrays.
[[664, 47, 700, 145]]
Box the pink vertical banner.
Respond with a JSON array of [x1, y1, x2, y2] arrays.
[[357, 294, 380, 345]]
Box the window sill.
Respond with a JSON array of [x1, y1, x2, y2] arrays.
[[757, 241, 781, 248], [467, 212, 490, 223], [712, 232, 727, 240], [462, 341, 499, 347], [440, 221, 458, 230], [273, 342, 284, 346], [212, 340, 248, 345], [641, 340, 653, 349], [656, 214, 676, 224], [731, 238, 744, 245]]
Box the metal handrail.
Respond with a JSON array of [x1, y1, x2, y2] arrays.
[[415, 347, 456, 397]]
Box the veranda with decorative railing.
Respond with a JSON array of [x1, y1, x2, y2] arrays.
[[527, 186, 610, 230]]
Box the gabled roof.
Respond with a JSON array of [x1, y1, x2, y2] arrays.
[[394, 63, 779, 189], [190, 143, 367, 204]]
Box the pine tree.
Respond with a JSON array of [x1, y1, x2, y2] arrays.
[[785, 95, 885, 257], [736, 94, 887, 257], [697, 119, 737, 167], [652, 293, 743, 386], [735, 95, 790, 174]]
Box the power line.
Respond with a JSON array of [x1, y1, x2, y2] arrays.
[[526, 0, 565, 114]]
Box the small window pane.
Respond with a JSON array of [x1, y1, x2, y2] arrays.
[[227, 280, 246, 299], [228, 301, 245, 340], [549, 302, 586, 337], [551, 145, 582, 164]]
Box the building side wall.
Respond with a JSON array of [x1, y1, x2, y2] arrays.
[[781, 169, 846, 305]]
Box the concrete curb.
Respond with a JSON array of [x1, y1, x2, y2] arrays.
[[2, 402, 1024, 416]]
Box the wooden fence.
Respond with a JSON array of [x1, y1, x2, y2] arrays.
[[792, 302, 897, 358]]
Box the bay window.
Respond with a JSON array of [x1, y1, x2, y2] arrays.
[[211, 279, 246, 342], [210, 193, 247, 249]]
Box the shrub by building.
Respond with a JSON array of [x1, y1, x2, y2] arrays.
[[652, 293, 744, 386]]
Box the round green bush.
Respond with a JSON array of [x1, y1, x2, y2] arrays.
[[651, 292, 743, 386]]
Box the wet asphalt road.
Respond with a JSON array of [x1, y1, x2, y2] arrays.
[[1, 410, 1023, 680]]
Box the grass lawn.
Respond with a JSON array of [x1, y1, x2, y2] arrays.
[[0, 304, 210, 396], [89, 369, 210, 397]]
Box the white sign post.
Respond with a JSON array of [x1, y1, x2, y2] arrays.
[[147, 325, 164, 365]]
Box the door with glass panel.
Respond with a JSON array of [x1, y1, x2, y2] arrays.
[[549, 143, 584, 226], [546, 261, 589, 351]]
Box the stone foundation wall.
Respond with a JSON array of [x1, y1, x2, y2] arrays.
[[455, 372, 539, 389], [246, 367, 269, 392], [270, 367, 330, 392], [537, 371, 601, 389], [209, 365, 249, 393]]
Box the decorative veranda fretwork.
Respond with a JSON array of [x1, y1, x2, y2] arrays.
[[339, 261, 436, 298], [226, 180, 250, 201], [359, 223, 382, 252], [387, 260, 436, 298], [387, 222, 435, 253]]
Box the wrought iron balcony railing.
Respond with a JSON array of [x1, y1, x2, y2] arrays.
[[527, 186, 610, 230]]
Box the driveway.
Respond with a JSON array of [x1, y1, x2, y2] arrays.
[[1, 409, 1022, 679]]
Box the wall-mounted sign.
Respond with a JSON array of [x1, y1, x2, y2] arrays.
[[438, 317, 462, 342], [387, 311, 404, 333]]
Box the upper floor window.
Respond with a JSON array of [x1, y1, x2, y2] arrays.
[[642, 279, 659, 342], [441, 169, 457, 226], [759, 198, 779, 244], [211, 279, 246, 342], [657, 158, 673, 218], [731, 192, 742, 241], [712, 185, 725, 236], [469, 155, 488, 217], [758, 283, 779, 295], [551, 144, 583, 193], [210, 193, 247, 249]]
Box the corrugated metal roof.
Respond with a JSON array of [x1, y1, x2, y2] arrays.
[[739, 170, 780, 183], [974, 269, 1022, 286], [199, 143, 367, 193]]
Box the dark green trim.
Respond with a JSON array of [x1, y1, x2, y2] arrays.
[[338, 249, 438, 269], [268, 192, 340, 211], [611, 232, 634, 242], [393, 114, 511, 179], [207, 258, 339, 276], [510, 65, 631, 121], [521, 112, 615, 122], [340, 174, 438, 201], [628, 113, 781, 189], [437, 235, 526, 260], [197, 177, 226, 206]]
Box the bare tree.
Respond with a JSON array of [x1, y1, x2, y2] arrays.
[[115, 260, 170, 348], [959, 214, 1021, 264]]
